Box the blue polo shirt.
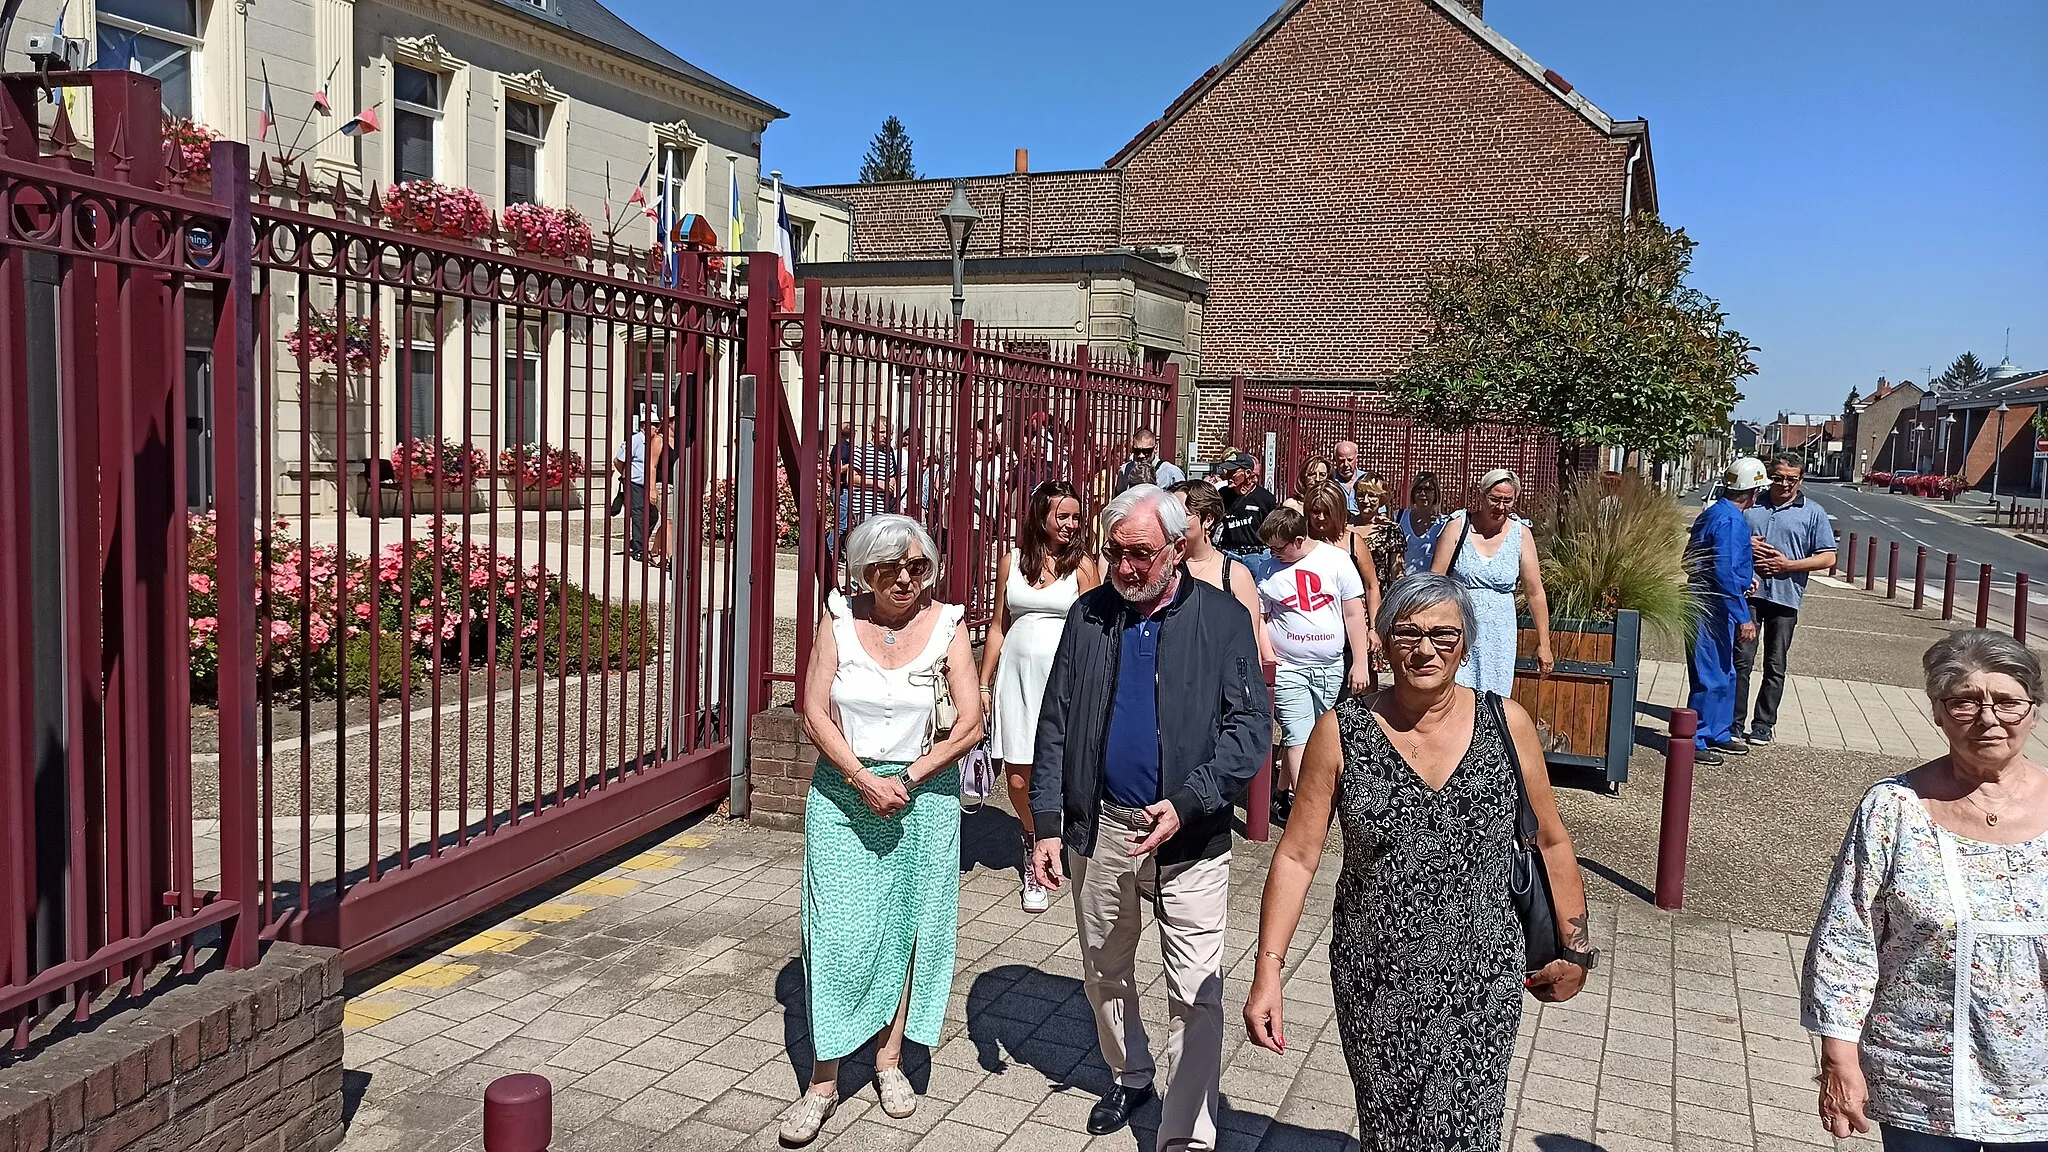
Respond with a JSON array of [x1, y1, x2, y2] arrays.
[[1103, 579, 1190, 807], [1743, 492, 1836, 611]]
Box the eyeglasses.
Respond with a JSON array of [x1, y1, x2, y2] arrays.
[[1770, 474, 1802, 485], [1389, 625, 1465, 652], [865, 558, 933, 586], [1939, 697, 2034, 725], [1103, 543, 1168, 567], [1131, 447, 1156, 460]]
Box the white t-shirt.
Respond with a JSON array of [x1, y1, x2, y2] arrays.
[[1258, 541, 1364, 669]]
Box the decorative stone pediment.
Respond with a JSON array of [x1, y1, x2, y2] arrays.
[[653, 119, 706, 149], [502, 69, 565, 105], [391, 34, 467, 73]]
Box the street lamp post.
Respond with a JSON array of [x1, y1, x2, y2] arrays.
[[937, 179, 981, 327], [1994, 402, 2011, 497], [1940, 413, 1956, 478]]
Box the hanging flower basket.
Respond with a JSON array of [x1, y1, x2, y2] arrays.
[[163, 117, 223, 178], [501, 203, 593, 259], [284, 311, 389, 372], [383, 180, 494, 241]]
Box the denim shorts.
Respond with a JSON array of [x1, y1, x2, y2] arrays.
[[1272, 663, 1344, 747]]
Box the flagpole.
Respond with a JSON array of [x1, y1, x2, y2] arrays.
[[725, 154, 738, 298], [282, 56, 341, 166]]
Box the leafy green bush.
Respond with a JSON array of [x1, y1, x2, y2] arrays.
[[1535, 472, 1700, 639]]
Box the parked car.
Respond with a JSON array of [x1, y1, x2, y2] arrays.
[[1888, 469, 1921, 492]]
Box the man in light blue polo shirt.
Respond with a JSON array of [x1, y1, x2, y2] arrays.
[[1735, 453, 1838, 746]]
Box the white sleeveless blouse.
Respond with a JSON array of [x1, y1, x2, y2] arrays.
[[826, 592, 964, 764]]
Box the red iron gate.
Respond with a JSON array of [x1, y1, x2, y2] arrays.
[[1226, 377, 1560, 510], [766, 282, 1178, 708]]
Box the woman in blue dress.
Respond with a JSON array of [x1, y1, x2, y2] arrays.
[[1430, 468, 1553, 695]]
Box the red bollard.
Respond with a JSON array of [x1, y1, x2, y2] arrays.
[[1886, 541, 1900, 599], [1977, 563, 1993, 629], [1913, 546, 1927, 610], [2018, 573, 2031, 643], [1943, 553, 1958, 620], [484, 1075, 551, 1152], [1865, 537, 1877, 591], [1246, 661, 1277, 843], [1656, 708, 1699, 911], [1845, 533, 1858, 581]]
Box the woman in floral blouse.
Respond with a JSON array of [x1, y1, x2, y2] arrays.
[[1801, 629, 2048, 1150]]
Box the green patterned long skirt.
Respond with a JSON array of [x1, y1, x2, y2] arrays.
[[802, 759, 961, 1062]]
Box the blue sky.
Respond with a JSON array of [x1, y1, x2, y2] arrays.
[[623, 0, 2048, 422]]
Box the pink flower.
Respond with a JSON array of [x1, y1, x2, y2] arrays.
[[189, 573, 213, 594], [193, 616, 218, 636]]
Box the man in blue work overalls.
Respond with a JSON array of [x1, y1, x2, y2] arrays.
[[1687, 458, 1764, 766]]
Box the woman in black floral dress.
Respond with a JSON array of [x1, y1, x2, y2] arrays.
[[1244, 573, 1596, 1150]]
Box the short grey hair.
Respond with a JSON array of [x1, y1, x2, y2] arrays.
[[842, 514, 939, 590], [1130, 427, 1158, 444], [1477, 467, 1521, 495], [1770, 453, 1805, 474], [1101, 483, 1189, 543], [1375, 572, 1479, 650], [1923, 629, 2046, 705]]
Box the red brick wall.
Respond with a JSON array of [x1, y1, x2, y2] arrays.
[[1117, 0, 1632, 382], [818, 170, 1123, 261]]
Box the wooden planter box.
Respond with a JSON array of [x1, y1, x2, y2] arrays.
[[354, 475, 480, 517], [496, 480, 585, 511], [1511, 609, 1641, 792]]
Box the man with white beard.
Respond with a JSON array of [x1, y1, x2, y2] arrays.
[[1028, 485, 1270, 1150]]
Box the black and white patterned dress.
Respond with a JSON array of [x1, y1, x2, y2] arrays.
[[1328, 692, 1525, 1151]]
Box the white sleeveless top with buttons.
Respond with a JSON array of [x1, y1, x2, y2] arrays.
[[826, 591, 964, 764]]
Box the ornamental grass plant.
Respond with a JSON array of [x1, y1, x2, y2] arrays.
[[1534, 471, 1699, 639]]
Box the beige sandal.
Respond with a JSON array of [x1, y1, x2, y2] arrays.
[[778, 1089, 838, 1146], [876, 1067, 917, 1118]]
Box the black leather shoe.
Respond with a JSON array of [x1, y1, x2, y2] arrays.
[[1086, 1084, 1155, 1135], [1270, 790, 1293, 829]]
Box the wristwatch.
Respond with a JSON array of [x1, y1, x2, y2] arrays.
[[1559, 946, 1600, 971]]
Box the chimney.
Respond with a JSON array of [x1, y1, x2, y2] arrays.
[[1014, 148, 1029, 174]]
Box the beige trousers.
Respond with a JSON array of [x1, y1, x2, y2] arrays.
[[1069, 802, 1230, 1152]]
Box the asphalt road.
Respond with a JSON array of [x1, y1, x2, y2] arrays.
[[1691, 479, 2048, 625]]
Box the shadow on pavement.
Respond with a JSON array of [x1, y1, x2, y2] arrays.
[[962, 802, 1026, 874], [773, 957, 936, 1099]]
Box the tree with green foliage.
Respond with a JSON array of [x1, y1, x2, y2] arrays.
[[858, 116, 919, 184], [1845, 387, 1861, 410], [1937, 352, 1988, 390], [1386, 218, 1757, 468]]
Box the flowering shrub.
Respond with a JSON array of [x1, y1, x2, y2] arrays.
[[284, 310, 389, 372], [499, 443, 588, 490], [501, 203, 594, 259], [188, 515, 655, 705], [1862, 471, 1962, 498], [383, 180, 494, 241], [391, 438, 487, 485], [163, 117, 223, 177], [1863, 471, 1893, 487], [707, 469, 799, 547]]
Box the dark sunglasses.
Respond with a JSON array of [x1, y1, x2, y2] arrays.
[[865, 558, 933, 586]]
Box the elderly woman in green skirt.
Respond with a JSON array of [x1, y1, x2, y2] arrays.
[[781, 513, 983, 1146]]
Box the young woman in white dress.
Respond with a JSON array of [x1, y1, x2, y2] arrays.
[[978, 480, 1099, 912]]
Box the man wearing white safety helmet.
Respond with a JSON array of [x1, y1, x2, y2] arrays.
[[1686, 458, 1765, 766]]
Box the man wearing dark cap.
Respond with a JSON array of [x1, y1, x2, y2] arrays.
[[1214, 453, 1278, 582]]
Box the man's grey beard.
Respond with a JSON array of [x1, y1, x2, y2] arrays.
[[1113, 565, 1174, 603]]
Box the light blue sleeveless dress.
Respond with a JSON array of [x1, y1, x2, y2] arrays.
[[1448, 516, 1525, 697]]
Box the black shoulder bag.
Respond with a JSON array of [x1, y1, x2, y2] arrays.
[[1486, 691, 1561, 973]]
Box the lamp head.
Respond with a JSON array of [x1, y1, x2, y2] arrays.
[[938, 178, 980, 259]]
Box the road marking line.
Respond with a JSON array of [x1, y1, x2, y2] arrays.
[[445, 929, 539, 956], [570, 877, 640, 896], [372, 961, 479, 992], [343, 1001, 407, 1030], [518, 902, 593, 923]]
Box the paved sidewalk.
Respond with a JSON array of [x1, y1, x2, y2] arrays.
[[334, 815, 1877, 1152]]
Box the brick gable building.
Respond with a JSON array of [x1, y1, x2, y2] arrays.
[[811, 0, 1655, 459]]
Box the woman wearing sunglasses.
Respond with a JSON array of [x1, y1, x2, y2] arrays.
[[783, 514, 983, 1144], [979, 481, 1099, 913]]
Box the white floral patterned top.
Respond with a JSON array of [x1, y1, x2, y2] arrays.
[[1801, 778, 2048, 1140]]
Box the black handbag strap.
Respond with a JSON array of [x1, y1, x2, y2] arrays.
[[1454, 512, 1472, 563], [1484, 691, 1540, 848]]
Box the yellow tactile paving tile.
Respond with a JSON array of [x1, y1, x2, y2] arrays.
[[516, 902, 593, 923], [618, 851, 683, 872], [371, 961, 480, 992], [444, 928, 539, 956], [664, 833, 716, 849], [569, 877, 640, 897], [342, 1001, 406, 1030]]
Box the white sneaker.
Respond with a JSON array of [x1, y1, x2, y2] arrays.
[[1021, 867, 1051, 913]]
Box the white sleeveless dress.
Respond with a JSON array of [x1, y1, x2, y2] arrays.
[[991, 552, 1082, 764]]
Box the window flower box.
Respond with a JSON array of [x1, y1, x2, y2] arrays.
[[497, 443, 588, 509], [383, 180, 494, 241], [163, 117, 223, 180], [284, 311, 389, 372], [501, 203, 593, 259]]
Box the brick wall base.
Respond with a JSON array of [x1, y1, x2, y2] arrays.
[[0, 943, 345, 1152], [747, 705, 818, 831]]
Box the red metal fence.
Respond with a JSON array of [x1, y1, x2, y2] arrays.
[[1226, 377, 1559, 509], [1, 73, 259, 1048], [772, 283, 1177, 706]]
